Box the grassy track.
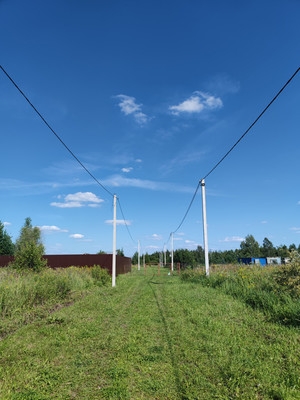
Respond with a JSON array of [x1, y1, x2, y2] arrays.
[[1, 267, 300, 399]]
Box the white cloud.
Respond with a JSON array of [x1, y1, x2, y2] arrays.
[[39, 225, 68, 233], [122, 167, 133, 173], [152, 233, 162, 240], [70, 233, 84, 239], [105, 219, 131, 226], [102, 174, 194, 193], [220, 236, 244, 243], [51, 191, 104, 208], [290, 227, 300, 233], [3, 221, 11, 226], [169, 91, 223, 115], [115, 94, 149, 124]]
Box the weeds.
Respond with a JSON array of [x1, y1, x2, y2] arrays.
[[0, 265, 109, 338], [180, 259, 300, 326]]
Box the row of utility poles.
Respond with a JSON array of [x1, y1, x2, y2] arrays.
[[111, 179, 210, 287]]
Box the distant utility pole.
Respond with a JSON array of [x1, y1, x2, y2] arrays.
[[201, 179, 209, 276], [171, 233, 174, 272], [112, 194, 117, 287], [138, 240, 140, 271]]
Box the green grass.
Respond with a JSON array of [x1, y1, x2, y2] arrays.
[[0, 266, 109, 339], [1, 266, 300, 399]]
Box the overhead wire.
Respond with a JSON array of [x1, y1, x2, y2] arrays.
[[201, 66, 300, 181], [117, 197, 136, 244], [2, 65, 299, 249], [171, 180, 201, 236], [169, 66, 300, 237], [0, 65, 114, 198]]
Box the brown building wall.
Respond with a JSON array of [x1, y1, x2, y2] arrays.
[[0, 254, 131, 276]]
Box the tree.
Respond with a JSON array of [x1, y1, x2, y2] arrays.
[[0, 221, 15, 255], [97, 250, 106, 254], [261, 237, 275, 257], [276, 245, 290, 259], [239, 234, 260, 257], [116, 248, 124, 256], [174, 249, 195, 268], [14, 217, 47, 271]]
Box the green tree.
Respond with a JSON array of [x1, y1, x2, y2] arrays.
[[116, 248, 125, 257], [276, 245, 290, 259], [261, 237, 275, 257], [239, 234, 261, 257], [289, 243, 297, 252], [14, 217, 47, 272], [174, 249, 195, 268], [0, 221, 15, 255]]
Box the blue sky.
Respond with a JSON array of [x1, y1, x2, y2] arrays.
[[1, 0, 299, 257]]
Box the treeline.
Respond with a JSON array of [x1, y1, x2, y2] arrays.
[[132, 235, 300, 266]]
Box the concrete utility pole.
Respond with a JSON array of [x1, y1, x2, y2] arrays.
[[138, 240, 140, 271], [112, 194, 117, 287], [201, 179, 210, 276], [171, 233, 174, 272]]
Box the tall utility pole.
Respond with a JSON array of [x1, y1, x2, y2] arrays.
[[201, 179, 209, 276], [138, 240, 140, 271], [112, 194, 117, 287], [171, 232, 174, 272]]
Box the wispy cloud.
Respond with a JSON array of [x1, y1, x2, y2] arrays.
[[115, 94, 149, 125], [51, 192, 104, 208], [206, 75, 240, 95], [70, 233, 84, 239], [105, 219, 131, 226], [151, 233, 162, 241], [102, 174, 194, 193], [3, 221, 11, 227], [290, 227, 300, 234], [121, 167, 133, 173], [220, 236, 244, 243], [39, 225, 68, 233], [169, 91, 223, 115], [160, 150, 207, 175]]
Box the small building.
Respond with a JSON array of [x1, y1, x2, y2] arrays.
[[266, 257, 281, 265], [238, 257, 267, 266]]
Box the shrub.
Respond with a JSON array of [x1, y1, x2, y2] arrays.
[[274, 251, 300, 297], [14, 241, 47, 272], [91, 265, 110, 286], [13, 218, 47, 272]]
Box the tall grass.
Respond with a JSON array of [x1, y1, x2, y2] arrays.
[[0, 265, 110, 338], [180, 262, 300, 326]]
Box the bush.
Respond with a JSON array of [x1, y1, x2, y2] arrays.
[[91, 265, 110, 286], [14, 241, 47, 272], [274, 251, 300, 297], [13, 218, 47, 272]]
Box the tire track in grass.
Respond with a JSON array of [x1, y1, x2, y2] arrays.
[[148, 275, 187, 400]]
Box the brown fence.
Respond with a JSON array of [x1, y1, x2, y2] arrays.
[[0, 254, 131, 276]]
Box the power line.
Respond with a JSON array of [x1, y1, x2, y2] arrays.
[[117, 197, 136, 244], [169, 67, 300, 237], [201, 66, 300, 181], [171, 181, 201, 235], [0, 65, 114, 198]]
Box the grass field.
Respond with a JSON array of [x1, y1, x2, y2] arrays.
[[1, 266, 300, 399]]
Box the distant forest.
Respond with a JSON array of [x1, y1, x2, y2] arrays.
[[132, 235, 300, 266]]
